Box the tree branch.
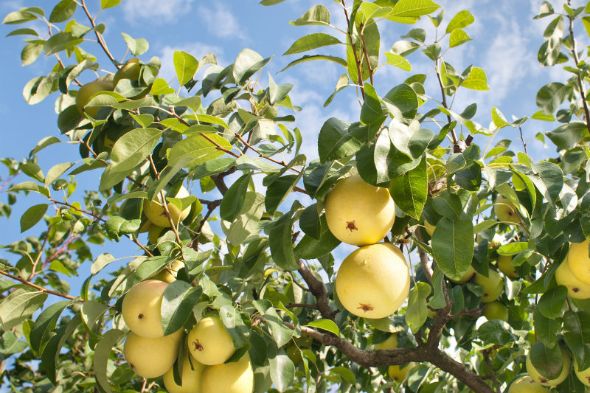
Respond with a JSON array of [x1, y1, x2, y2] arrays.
[[340, 0, 365, 99], [297, 261, 337, 320], [566, 4, 590, 134], [80, 0, 120, 68], [435, 59, 463, 153], [0, 269, 75, 300]]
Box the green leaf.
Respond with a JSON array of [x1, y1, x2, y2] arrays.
[[318, 118, 362, 163], [99, 128, 162, 190], [284, 33, 341, 55], [383, 83, 418, 119], [3, 8, 43, 25], [449, 29, 471, 47], [291, 5, 331, 26], [268, 75, 293, 105], [461, 66, 489, 90], [45, 162, 73, 186], [537, 286, 567, 319], [529, 341, 564, 380], [390, 0, 440, 18], [446, 10, 475, 33], [260, 0, 286, 4], [49, 0, 76, 23], [21, 42, 43, 66], [432, 215, 474, 281], [583, 16, 590, 36], [405, 282, 432, 333], [121, 32, 149, 56], [280, 54, 346, 72], [150, 78, 175, 95], [306, 319, 340, 336], [268, 211, 299, 271], [173, 50, 199, 86], [40, 315, 80, 383], [233, 48, 270, 84], [20, 203, 48, 232], [295, 215, 340, 259], [101, 0, 121, 9], [220, 174, 251, 221], [94, 329, 125, 393], [547, 122, 588, 150], [491, 107, 510, 128], [0, 288, 47, 330], [477, 320, 517, 345], [265, 174, 301, 213], [389, 157, 427, 219], [563, 311, 590, 370], [385, 52, 412, 71], [30, 300, 70, 354], [497, 242, 530, 255], [161, 281, 202, 335], [80, 301, 109, 330], [91, 253, 116, 275], [269, 353, 295, 393]]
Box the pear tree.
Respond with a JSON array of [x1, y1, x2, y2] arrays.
[[1, 0, 590, 392]]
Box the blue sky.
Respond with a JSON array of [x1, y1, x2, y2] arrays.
[[0, 0, 570, 293]]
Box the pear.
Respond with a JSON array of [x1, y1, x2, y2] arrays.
[[388, 364, 415, 383], [188, 316, 236, 366], [374, 334, 398, 350], [566, 240, 590, 285], [155, 260, 184, 283], [122, 280, 167, 338], [114, 58, 141, 85], [325, 174, 395, 246], [497, 255, 517, 279], [507, 376, 550, 393], [482, 302, 508, 321], [163, 356, 205, 393], [144, 186, 192, 228], [555, 260, 590, 299], [124, 330, 182, 378], [575, 360, 590, 387], [526, 348, 570, 387], [335, 243, 410, 319], [450, 265, 476, 284], [201, 354, 254, 393], [76, 79, 114, 117], [474, 270, 503, 303], [494, 195, 521, 224]]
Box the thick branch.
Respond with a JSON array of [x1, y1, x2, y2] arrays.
[[0, 269, 75, 300], [297, 261, 337, 320]]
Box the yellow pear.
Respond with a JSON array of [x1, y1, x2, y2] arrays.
[[188, 316, 235, 366], [122, 280, 167, 338], [335, 243, 410, 319], [325, 174, 395, 246], [575, 360, 590, 386], [566, 240, 590, 284], [450, 265, 476, 284], [114, 58, 142, 85], [374, 334, 398, 350], [482, 302, 508, 321], [494, 195, 521, 224], [144, 186, 192, 228], [388, 363, 415, 383], [526, 348, 570, 387], [76, 79, 114, 117], [424, 220, 435, 237], [155, 260, 184, 283], [474, 270, 503, 303], [498, 255, 517, 279], [124, 330, 182, 379], [507, 376, 550, 393], [201, 354, 254, 393], [163, 356, 204, 393], [555, 260, 590, 299]]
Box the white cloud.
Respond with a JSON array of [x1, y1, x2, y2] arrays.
[[197, 3, 245, 40], [158, 42, 223, 82], [123, 0, 193, 24]]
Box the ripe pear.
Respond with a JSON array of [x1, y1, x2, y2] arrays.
[[507, 376, 550, 393], [163, 356, 204, 393], [494, 195, 521, 224], [201, 354, 254, 393], [497, 255, 517, 279], [325, 174, 395, 246], [114, 58, 141, 85], [555, 260, 590, 299], [474, 270, 503, 303], [526, 348, 570, 387], [566, 239, 590, 284], [76, 79, 114, 117], [482, 302, 508, 321], [124, 330, 182, 378], [122, 280, 167, 338], [388, 363, 415, 383], [450, 265, 476, 284], [144, 186, 192, 228], [155, 260, 184, 283], [335, 243, 410, 319], [575, 360, 590, 386], [188, 316, 236, 366]]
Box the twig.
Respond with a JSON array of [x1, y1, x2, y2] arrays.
[[340, 0, 365, 98], [234, 133, 302, 175], [28, 236, 48, 280], [0, 269, 75, 300], [435, 59, 461, 152], [518, 126, 528, 154], [359, 24, 375, 85], [80, 0, 120, 69]]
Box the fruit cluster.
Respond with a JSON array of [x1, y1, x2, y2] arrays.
[[122, 280, 254, 393]]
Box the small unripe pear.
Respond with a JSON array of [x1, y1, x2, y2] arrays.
[[482, 302, 508, 321], [497, 255, 517, 279], [494, 195, 521, 224], [76, 79, 114, 117], [474, 270, 503, 303], [114, 58, 142, 85]]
